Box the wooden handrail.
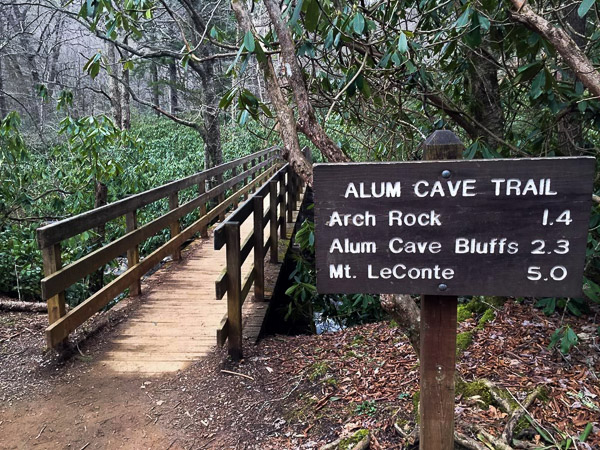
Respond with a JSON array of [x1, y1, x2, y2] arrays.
[[37, 146, 278, 248], [214, 164, 290, 249], [216, 164, 304, 360], [38, 147, 281, 348], [40, 157, 276, 300]]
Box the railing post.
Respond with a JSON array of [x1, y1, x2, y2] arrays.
[[126, 210, 142, 296], [269, 180, 278, 263], [168, 192, 181, 261], [216, 174, 226, 221], [251, 157, 257, 194], [295, 171, 302, 204], [232, 166, 239, 209], [41, 244, 67, 329], [286, 171, 294, 222], [243, 162, 249, 200], [279, 170, 287, 239], [198, 180, 208, 238], [225, 222, 243, 360], [253, 196, 265, 302]]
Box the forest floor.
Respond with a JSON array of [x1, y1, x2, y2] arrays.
[[1, 285, 599, 449]]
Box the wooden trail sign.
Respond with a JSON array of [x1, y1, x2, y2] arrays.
[[313, 130, 595, 450], [314, 155, 595, 298]]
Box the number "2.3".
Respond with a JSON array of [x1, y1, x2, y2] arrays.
[[531, 239, 569, 255]]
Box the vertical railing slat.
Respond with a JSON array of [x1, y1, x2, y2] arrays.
[[198, 180, 208, 238], [41, 244, 67, 327], [126, 210, 141, 296], [225, 222, 242, 360], [269, 180, 278, 263], [279, 170, 287, 239], [253, 196, 265, 301], [168, 192, 181, 261]]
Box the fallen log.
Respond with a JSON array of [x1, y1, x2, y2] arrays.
[[0, 299, 49, 313]]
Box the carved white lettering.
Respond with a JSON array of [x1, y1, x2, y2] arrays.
[[329, 238, 377, 254], [368, 264, 455, 280], [388, 238, 442, 254], [454, 238, 518, 254], [412, 179, 477, 197], [329, 264, 353, 278], [491, 178, 557, 196], [388, 210, 442, 227], [328, 211, 376, 227], [344, 182, 402, 198]]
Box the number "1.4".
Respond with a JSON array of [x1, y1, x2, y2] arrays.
[[542, 209, 572, 226]]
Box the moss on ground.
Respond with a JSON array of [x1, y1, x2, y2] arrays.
[[476, 308, 496, 329], [339, 429, 369, 449], [412, 391, 420, 413], [456, 331, 473, 353], [456, 379, 494, 408], [457, 305, 473, 322], [308, 361, 330, 381]]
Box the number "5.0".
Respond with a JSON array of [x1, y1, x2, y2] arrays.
[[527, 266, 568, 281]]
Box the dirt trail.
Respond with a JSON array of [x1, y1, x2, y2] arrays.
[[0, 238, 221, 449], [1, 367, 177, 450]]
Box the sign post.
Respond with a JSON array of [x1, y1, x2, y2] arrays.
[[419, 131, 462, 449], [313, 130, 595, 449]]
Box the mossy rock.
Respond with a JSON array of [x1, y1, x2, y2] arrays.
[[457, 305, 473, 322], [456, 331, 473, 353], [463, 296, 506, 315], [412, 390, 420, 413], [339, 429, 369, 449], [308, 361, 330, 381], [476, 308, 496, 329], [455, 379, 493, 408]]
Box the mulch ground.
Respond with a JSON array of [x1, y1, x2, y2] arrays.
[[1, 297, 599, 449], [150, 299, 600, 449]]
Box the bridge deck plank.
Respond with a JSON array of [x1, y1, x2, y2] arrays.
[[100, 190, 301, 376]]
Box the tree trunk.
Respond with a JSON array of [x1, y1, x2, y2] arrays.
[[151, 62, 160, 116], [169, 61, 179, 114], [198, 60, 222, 169], [557, 4, 586, 155], [380, 294, 421, 358], [262, 0, 350, 169], [0, 55, 7, 119], [89, 182, 108, 293], [0, 17, 8, 119], [121, 38, 131, 130], [508, 1, 600, 99], [231, 0, 313, 185], [467, 49, 504, 150], [107, 44, 122, 128]]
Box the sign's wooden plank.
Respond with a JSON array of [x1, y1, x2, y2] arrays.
[[314, 157, 595, 297]]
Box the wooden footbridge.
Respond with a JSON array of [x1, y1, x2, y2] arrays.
[[36, 147, 305, 373]]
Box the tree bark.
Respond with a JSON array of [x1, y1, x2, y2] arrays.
[[380, 294, 421, 358], [89, 182, 108, 293], [196, 59, 222, 172], [0, 299, 49, 313], [557, 4, 586, 155], [262, 0, 350, 167], [509, 1, 600, 99], [121, 38, 131, 130], [0, 54, 7, 119], [107, 44, 122, 128], [151, 62, 160, 117], [169, 61, 179, 114], [231, 0, 313, 184], [467, 49, 504, 150]]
